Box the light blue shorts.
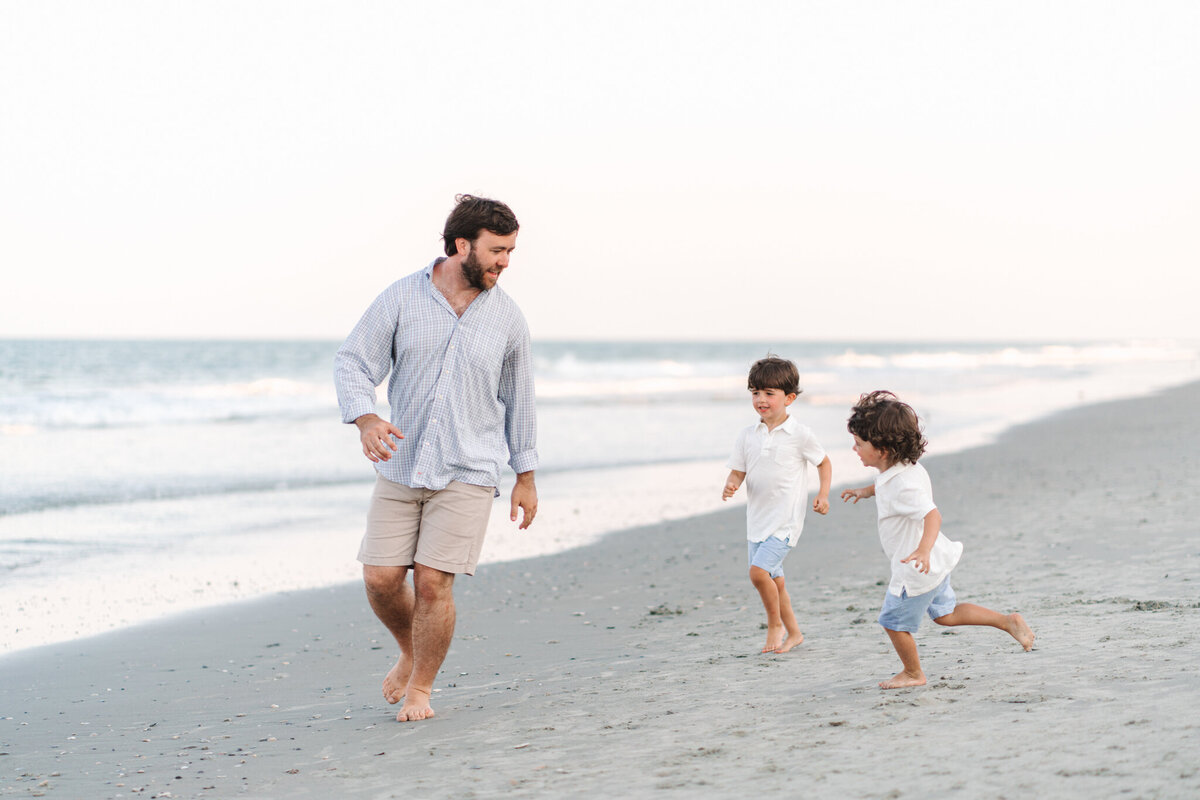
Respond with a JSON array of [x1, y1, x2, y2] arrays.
[[877, 576, 957, 633], [747, 536, 791, 579]]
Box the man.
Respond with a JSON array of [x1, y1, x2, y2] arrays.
[[334, 194, 538, 722]]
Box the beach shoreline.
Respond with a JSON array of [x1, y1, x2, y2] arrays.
[[4, 382, 1200, 798]]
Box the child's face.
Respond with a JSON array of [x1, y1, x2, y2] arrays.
[[750, 387, 795, 425], [852, 434, 890, 470]]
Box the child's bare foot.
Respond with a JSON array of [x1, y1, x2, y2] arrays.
[[1006, 613, 1036, 651], [879, 670, 926, 689], [382, 654, 412, 705], [762, 625, 784, 653], [395, 687, 435, 722], [775, 631, 805, 653]]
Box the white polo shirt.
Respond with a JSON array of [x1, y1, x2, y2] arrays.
[[874, 461, 963, 597], [727, 415, 826, 546]]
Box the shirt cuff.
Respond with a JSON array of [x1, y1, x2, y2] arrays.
[[509, 449, 538, 475], [341, 399, 379, 425]]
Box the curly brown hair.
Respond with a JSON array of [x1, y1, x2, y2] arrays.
[[847, 390, 927, 465]]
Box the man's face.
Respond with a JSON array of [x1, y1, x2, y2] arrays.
[[459, 230, 518, 291]]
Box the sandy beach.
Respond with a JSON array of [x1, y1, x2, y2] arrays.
[[4, 383, 1199, 799]]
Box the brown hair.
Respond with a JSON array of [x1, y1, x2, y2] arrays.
[[847, 390, 927, 464], [442, 194, 519, 256], [747, 356, 800, 396]]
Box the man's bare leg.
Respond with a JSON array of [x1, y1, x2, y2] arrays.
[[774, 576, 804, 653], [750, 566, 783, 652], [362, 564, 414, 704], [396, 562, 457, 722], [933, 604, 1036, 651], [880, 628, 926, 689]]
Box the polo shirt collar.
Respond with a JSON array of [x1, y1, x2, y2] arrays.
[[877, 461, 912, 486], [755, 414, 797, 434]]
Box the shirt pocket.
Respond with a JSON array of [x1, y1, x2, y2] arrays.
[[772, 444, 802, 470]]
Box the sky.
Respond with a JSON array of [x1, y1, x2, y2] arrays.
[[2, 1, 1197, 342]]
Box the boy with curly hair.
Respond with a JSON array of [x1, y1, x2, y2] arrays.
[[841, 391, 1035, 689]]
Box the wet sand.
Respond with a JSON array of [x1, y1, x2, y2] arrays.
[[3, 383, 1199, 798]]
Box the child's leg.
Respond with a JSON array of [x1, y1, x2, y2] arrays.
[[773, 575, 804, 653], [749, 566, 784, 652], [932, 604, 1036, 651], [881, 628, 927, 689]]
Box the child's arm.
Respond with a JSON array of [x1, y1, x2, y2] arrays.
[[840, 484, 875, 503], [722, 470, 746, 501], [900, 508, 942, 574], [812, 456, 832, 514]]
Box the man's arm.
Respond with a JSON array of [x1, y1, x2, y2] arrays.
[[334, 285, 399, 425], [500, 320, 538, 527]]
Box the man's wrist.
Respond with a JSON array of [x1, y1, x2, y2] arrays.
[[515, 471, 536, 484], [354, 413, 381, 430]]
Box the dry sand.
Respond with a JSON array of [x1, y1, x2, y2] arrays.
[[3, 383, 1199, 799]]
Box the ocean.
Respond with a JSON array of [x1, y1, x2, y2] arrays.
[[1, 338, 1197, 655]]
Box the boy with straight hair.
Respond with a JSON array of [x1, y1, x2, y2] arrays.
[[723, 356, 832, 654], [840, 390, 1035, 689]]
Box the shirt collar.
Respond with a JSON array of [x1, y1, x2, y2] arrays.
[[423, 257, 493, 302], [876, 461, 912, 486], [755, 414, 797, 435]]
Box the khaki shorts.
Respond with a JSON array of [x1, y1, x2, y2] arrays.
[[357, 476, 495, 575]]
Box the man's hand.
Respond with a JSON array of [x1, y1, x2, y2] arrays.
[[511, 472, 537, 529], [812, 493, 830, 515], [355, 413, 404, 463]]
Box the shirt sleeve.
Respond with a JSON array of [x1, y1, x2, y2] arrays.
[[333, 284, 399, 424], [726, 428, 748, 471], [890, 482, 937, 521], [799, 429, 827, 466], [499, 314, 538, 474]]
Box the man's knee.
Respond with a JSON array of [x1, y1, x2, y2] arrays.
[[363, 564, 408, 596], [412, 563, 455, 603]]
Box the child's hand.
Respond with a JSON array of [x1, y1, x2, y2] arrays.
[[841, 487, 869, 504], [813, 494, 830, 515], [901, 548, 933, 574], [722, 480, 739, 501]]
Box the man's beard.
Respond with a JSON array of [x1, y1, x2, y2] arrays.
[[460, 249, 490, 291]]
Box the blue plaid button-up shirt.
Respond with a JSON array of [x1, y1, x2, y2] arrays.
[[334, 259, 538, 491]]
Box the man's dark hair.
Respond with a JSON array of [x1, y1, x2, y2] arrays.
[[442, 194, 520, 256], [846, 390, 927, 465], [747, 355, 800, 396]]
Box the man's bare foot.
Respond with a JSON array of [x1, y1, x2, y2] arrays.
[[382, 654, 412, 705], [395, 687, 435, 722], [879, 670, 926, 689], [774, 631, 805, 653], [1006, 613, 1036, 651]]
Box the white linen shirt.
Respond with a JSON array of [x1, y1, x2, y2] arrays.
[[726, 415, 826, 546], [874, 461, 963, 597], [333, 259, 538, 492]]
